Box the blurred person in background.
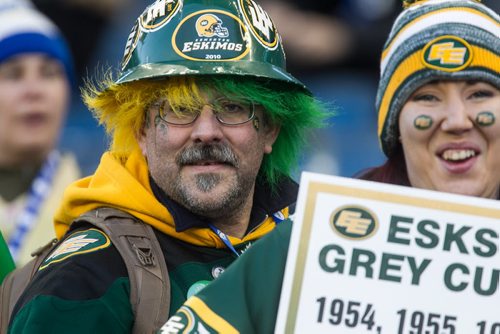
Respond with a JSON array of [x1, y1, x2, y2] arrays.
[[30, 0, 125, 176], [0, 0, 81, 266], [259, 0, 499, 78], [162, 0, 499, 332], [258, 0, 400, 77]]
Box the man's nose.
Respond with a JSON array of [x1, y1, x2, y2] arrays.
[[189, 105, 224, 142]]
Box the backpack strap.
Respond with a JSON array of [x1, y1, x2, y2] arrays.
[[0, 238, 57, 334], [76, 208, 170, 334]]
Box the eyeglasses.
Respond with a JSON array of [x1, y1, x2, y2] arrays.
[[152, 97, 256, 126]]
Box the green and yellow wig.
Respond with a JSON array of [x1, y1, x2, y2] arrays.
[[83, 75, 328, 190]]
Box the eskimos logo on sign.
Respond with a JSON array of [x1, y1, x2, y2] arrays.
[[330, 205, 379, 240]]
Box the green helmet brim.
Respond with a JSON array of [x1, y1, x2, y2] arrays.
[[116, 60, 309, 93]]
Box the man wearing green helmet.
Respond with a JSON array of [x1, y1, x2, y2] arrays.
[[6, 0, 327, 333]]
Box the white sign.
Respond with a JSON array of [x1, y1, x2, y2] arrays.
[[275, 172, 500, 334]]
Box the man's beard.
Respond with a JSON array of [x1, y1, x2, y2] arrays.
[[193, 173, 223, 192], [170, 143, 254, 218]]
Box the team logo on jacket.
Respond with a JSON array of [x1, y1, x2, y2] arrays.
[[172, 10, 250, 61], [140, 0, 182, 31], [330, 205, 378, 240], [238, 0, 279, 50], [159, 307, 211, 333], [422, 36, 473, 72], [39, 229, 111, 270]]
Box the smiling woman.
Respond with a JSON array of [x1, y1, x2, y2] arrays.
[[356, 0, 500, 200], [398, 81, 500, 198]]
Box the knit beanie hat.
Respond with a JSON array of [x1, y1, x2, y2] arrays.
[[0, 0, 75, 86], [376, 0, 499, 157]]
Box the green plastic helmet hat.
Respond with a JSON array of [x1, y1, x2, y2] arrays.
[[118, 0, 306, 91]]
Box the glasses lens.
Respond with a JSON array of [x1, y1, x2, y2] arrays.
[[213, 97, 255, 125], [159, 102, 198, 125], [154, 97, 256, 125]]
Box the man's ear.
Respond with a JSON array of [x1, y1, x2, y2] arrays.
[[263, 123, 280, 154]]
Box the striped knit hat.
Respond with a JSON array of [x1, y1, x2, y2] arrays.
[[376, 0, 500, 157], [0, 0, 75, 86]]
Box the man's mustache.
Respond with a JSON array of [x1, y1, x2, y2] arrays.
[[176, 144, 239, 167]]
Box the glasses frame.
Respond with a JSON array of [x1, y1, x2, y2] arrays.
[[152, 97, 257, 126]]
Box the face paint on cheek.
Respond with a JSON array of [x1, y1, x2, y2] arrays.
[[154, 114, 162, 127], [475, 111, 495, 127], [414, 115, 433, 130], [143, 115, 151, 129], [154, 114, 169, 134], [253, 117, 260, 131]]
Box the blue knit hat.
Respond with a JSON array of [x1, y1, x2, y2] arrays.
[[0, 0, 75, 86], [377, 0, 500, 157]]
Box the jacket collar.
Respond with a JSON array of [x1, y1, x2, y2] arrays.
[[150, 176, 298, 235]]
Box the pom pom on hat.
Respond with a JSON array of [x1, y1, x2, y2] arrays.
[[0, 0, 75, 86], [376, 0, 499, 157]]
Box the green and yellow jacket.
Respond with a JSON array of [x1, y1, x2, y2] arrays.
[[163, 221, 293, 334], [8, 148, 297, 333]]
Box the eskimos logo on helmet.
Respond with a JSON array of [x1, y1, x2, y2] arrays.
[[196, 14, 229, 38], [422, 35, 473, 72], [140, 0, 182, 32], [330, 205, 378, 240], [173, 9, 250, 61], [238, 0, 279, 50]]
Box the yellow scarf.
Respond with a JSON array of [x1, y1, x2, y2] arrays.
[[54, 148, 284, 248]]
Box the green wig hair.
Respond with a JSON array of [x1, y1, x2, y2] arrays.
[[83, 75, 329, 190]]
